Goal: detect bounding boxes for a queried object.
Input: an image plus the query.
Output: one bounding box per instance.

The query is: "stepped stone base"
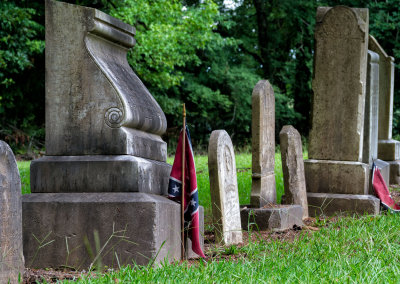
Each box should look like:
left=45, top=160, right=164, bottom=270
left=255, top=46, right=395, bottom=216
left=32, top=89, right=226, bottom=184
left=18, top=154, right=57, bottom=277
left=378, top=139, right=400, bottom=161
left=307, top=192, right=380, bottom=217
left=23, top=193, right=203, bottom=269
left=372, top=159, right=390, bottom=193
left=387, top=160, right=400, bottom=185
left=30, top=155, right=171, bottom=194
left=305, top=160, right=369, bottom=195
left=240, top=205, right=303, bottom=231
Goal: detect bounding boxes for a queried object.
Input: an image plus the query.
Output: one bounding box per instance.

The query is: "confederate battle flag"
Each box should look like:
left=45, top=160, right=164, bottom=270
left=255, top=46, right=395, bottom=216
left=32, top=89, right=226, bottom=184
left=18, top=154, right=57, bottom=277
left=372, top=162, right=400, bottom=212
left=168, top=126, right=206, bottom=258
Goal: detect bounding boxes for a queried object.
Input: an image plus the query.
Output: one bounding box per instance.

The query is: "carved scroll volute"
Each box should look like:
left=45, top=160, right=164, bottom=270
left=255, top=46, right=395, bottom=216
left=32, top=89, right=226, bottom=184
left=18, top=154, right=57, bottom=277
left=45, top=0, right=167, bottom=160
left=85, top=10, right=167, bottom=135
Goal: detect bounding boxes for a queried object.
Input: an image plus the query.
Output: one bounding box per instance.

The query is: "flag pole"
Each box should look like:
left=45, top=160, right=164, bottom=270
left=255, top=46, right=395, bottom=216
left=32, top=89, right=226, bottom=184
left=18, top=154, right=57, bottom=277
left=181, top=103, right=186, bottom=260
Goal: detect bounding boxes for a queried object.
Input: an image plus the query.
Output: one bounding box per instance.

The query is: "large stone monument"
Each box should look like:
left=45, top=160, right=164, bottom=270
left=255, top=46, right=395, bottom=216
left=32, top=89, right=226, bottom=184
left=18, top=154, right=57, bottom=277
left=250, top=80, right=276, bottom=207
left=23, top=0, right=184, bottom=269
left=208, top=130, right=242, bottom=245
left=369, top=35, right=400, bottom=184
left=305, top=6, right=380, bottom=216
left=279, top=126, right=309, bottom=219
left=0, top=141, right=24, bottom=283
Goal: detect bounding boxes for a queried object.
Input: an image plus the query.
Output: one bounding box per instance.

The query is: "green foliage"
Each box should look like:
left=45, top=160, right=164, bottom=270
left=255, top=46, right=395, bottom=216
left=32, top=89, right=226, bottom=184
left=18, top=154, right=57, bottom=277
left=0, top=1, right=44, bottom=87
left=3, top=0, right=400, bottom=153
left=0, top=0, right=45, bottom=151
left=111, top=0, right=220, bottom=91
left=368, top=0, right=400, bottom=136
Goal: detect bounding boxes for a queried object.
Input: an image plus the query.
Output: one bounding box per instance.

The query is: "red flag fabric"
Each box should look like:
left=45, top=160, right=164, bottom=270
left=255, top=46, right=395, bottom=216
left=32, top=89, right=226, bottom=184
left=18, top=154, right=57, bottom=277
left=372, top=162, right=400, bottom=211
left=168, top=126, right=205, bottom=258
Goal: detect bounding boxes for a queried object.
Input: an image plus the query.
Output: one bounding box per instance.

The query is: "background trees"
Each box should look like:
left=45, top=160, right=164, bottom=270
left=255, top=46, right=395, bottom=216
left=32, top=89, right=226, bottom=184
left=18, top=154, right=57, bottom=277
left=1, top=0, right=399, bottom=153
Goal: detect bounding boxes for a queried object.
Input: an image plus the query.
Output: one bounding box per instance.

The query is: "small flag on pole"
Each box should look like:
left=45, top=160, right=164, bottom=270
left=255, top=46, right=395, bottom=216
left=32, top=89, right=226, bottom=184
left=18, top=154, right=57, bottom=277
left=168, top=126, right=206, bottom=258
left=372, top=162, right=400, bottom=212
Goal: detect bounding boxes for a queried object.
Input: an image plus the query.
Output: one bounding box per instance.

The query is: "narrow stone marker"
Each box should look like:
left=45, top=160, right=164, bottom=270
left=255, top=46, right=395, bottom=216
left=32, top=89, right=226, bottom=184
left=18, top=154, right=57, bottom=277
left=279, top=126, right=309, bottom=219
left=251, top=80, right=276, bottom=207
left=0, top=141, right=24, bottom=283
left=208, top=130, right=242, bottom=245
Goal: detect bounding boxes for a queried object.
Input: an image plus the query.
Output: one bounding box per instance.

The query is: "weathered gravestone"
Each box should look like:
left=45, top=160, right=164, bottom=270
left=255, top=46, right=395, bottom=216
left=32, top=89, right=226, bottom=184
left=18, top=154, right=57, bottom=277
left=369, top=35, right=400, bottom=184
left=208, top=130, right=242, bottom=245
left=251, top=80, right=276, bottom=207
left=241, top=81, right=303, bottom=231
left=305, top=6, right=380, bottom=216
left=363, top=49, right=390, bottom=187
left=22, top=0, right=198, bottom=269
left=279, top=126, right=309, bottom=219
left=0, top=141, right=24, bottom=283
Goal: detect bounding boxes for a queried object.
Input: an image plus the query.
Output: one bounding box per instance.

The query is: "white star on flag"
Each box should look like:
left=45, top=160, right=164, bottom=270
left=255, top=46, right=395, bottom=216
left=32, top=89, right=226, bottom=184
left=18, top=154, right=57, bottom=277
left=172, top=185, right=179, bottom=193
left=190, top=199, right=196, bottom=206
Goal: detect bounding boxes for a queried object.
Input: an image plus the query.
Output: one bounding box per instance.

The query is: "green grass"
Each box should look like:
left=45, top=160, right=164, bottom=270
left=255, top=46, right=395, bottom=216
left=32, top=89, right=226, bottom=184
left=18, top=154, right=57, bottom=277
left=69, top=213, right=400, bottom=283
left=167, top=152, right=287, bottom=219
left=17, top=161, right=31, bottom=195
left=22, top=151, right=400, bottom=283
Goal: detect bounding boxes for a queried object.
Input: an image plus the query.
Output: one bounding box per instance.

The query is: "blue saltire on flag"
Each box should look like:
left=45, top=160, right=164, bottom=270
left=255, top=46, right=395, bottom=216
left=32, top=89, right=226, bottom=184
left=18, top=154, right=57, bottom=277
left=168, top=126, right=205, bottom=258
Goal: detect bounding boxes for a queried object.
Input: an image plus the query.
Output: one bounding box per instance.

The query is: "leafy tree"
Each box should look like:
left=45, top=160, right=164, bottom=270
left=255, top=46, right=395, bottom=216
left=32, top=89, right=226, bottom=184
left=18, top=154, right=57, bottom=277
left=0, top=0, right=45, bottom=152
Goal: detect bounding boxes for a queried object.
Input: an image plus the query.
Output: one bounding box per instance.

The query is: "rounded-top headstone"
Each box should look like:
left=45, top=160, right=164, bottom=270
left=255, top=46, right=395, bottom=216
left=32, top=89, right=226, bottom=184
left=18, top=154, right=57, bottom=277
left=279, top=126, right=309, bottom=219
left=0, top=141, right=24, bottom=283
left=208, top=130, right=242, bottom=245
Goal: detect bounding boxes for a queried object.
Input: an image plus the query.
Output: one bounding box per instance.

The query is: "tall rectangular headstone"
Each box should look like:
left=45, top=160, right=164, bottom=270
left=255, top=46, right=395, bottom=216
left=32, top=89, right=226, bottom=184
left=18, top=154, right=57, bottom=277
left=22, top=0, right=187, bottom=269
left=369, top=35, right=400, bottom=184
left=251, top=80, right=276, bottom=207
left=279, top=126, right=308, bottom=219
left=363, top=49, right=390, bottom=190
left=309, top=6, right=368, bottom=161
left=362, top=50, right=380, bottom=165
left=305, top=6, right=380, bottom=216
left=208, top=130, right=242, bottom=245
left=0, top=141, right=24, bottom=283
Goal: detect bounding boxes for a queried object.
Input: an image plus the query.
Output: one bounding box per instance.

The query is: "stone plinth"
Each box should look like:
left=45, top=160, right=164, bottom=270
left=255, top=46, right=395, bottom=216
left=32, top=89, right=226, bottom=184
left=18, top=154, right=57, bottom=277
left=208, top=130, right=242, bottom=245
left=251, top=80, right=276, bottom=207
left=0, top=141, right=24, bottom=283
left=309, top=6, right=369, bottom=162
left=241, top=205, right=303, bottom=231
left=373, top=159, right=390, bottom=191
left=307, top=193, right=380, bottom=217
left=387, top=161, right=400, bottom=185
left=305, top=160, right=369, bottom=195
left=378, top=139, right=400, bottom=161
left=23, top=193, right=203, bottom=268
left=279, top=126, right=308, bottom=219
left=31, top=156, right=171, bottom=194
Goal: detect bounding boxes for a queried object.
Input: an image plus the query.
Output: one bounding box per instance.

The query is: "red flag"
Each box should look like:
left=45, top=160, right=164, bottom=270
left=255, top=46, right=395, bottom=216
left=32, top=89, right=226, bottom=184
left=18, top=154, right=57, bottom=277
left=168, top=126, right=205, bottom=258
left=372, top=162, right=400, bottom=211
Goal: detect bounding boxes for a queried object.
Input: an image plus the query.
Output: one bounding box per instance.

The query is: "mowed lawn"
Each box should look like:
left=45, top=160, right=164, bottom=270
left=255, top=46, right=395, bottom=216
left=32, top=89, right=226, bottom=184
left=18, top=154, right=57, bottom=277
left=17, top=152, right=400, bottom=283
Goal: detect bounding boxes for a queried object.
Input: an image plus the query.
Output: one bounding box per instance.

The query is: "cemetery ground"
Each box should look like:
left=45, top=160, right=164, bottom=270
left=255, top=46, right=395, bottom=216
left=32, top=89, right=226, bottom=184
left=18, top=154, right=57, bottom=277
left=17, top=152, right=400, bottom=283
